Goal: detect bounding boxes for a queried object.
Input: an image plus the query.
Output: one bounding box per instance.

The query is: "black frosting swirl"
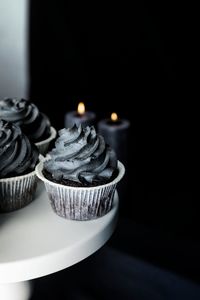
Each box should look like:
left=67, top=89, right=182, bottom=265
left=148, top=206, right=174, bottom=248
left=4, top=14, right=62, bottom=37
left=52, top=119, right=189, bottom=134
left=44, top=125, right=118, bottom=185
left=0, top=120, right=39, bottom=178
left=0, top=98, right=51, bottom=143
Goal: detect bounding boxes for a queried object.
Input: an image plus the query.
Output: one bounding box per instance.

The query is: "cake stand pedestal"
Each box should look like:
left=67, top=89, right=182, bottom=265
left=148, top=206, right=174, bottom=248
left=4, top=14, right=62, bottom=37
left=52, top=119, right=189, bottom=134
left=0, top=183, right=118, bottom=300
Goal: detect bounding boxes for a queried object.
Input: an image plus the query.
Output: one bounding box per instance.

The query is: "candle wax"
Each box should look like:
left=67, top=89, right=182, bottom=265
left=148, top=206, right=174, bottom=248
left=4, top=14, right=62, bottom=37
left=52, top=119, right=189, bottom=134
left=97, top=118, right=130, bottom=165
left=65, top=111, right=96, bottom=128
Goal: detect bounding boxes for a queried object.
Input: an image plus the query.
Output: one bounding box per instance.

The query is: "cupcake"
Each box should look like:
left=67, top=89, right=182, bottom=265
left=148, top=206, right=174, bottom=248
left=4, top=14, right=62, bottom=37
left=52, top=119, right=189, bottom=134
left=0, top=120, right=39, bottom=212
left=0, top=98, right=56, bottom=155
left=36, top=125, right=125, bottom=220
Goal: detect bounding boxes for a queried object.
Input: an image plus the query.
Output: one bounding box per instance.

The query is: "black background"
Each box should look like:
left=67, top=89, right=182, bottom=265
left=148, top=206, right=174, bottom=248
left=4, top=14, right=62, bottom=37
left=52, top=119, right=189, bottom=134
left=29, top=0, right=196, bottom=286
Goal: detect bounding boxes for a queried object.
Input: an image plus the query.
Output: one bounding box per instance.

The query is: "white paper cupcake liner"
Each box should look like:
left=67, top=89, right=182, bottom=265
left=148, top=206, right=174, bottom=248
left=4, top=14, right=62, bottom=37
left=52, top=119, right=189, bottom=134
left=35, top=126, right=57, bottom=155
left=36, top=161, right=125, bottom=220
left=0, top=170, right=38, bottom=213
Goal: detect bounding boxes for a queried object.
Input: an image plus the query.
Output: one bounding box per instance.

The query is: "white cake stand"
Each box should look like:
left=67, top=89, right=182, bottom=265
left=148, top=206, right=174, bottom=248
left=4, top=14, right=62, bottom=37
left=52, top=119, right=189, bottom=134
left=0, top=182, right=118, bottom=300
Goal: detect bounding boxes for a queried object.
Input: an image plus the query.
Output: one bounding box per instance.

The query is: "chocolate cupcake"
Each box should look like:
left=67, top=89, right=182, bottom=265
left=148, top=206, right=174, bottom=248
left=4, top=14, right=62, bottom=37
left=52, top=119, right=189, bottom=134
left=36, top=125, right=125, bottom=220
left=0, top=120, right=39, bottom=212
left=0, top=98, right=56, bottom=155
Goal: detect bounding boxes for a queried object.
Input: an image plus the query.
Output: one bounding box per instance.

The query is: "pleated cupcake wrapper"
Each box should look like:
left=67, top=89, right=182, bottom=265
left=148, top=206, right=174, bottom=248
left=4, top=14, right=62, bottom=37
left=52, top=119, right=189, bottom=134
left=36, top=160, right=125, bottom=221
left=44, top=181, right=117, bottom=220
left=0, top=171, right=37, bottom=213
left=35, top=126, right=57, bottom=155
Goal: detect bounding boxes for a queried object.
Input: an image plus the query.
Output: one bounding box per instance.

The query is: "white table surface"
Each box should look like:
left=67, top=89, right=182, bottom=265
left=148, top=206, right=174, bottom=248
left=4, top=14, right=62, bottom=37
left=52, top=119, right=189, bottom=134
left=0, top=182, right=118, bottom=283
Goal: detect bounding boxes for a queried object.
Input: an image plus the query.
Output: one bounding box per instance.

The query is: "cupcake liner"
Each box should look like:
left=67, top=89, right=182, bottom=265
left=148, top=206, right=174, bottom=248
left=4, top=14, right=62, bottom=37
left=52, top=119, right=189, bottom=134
left=35, top=126, right=57, bottom=155
left=36, top=160, right=125, bottom=221
left=0, top=170, right=38, bottom=213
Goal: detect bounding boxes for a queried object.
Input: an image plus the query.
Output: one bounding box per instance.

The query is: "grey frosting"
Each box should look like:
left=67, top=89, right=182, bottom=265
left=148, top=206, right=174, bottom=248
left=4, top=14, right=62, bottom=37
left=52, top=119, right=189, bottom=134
left=0, top=120, right=39, bottom=178
left=0, top=98, right=51, bottom=142
left=44, top=125, right=117, bottom=184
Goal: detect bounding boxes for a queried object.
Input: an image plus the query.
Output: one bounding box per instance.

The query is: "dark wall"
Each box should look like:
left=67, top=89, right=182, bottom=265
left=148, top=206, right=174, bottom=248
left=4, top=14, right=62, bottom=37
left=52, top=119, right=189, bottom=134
left=29, top=1, right=193, bottom=236
left=29, top=1, right=177, bottom=121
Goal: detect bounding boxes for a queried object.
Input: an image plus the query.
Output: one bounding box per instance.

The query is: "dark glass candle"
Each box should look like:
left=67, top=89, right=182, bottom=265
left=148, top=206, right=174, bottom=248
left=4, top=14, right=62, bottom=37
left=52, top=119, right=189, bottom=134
left=98, top=113, right=130, bottom=211
left=97, top=113, right=130, bottom=165
left=65, top=102, right=96, bottom=128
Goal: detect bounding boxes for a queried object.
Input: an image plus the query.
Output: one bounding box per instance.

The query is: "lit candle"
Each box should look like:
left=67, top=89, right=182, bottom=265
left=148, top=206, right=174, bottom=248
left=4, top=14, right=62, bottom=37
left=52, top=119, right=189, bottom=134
left=64, top=102, right=96, bottom=128
left=98, top=113, right=130, bottom=208
left=97, top=112, right=130, bottom=165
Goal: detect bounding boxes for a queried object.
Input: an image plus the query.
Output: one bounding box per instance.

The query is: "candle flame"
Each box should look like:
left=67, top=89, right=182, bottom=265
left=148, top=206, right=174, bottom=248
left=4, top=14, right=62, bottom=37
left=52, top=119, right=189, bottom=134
left=111, top=112, right=118, bottom=122
left=77, top=102, right=85, bottom=115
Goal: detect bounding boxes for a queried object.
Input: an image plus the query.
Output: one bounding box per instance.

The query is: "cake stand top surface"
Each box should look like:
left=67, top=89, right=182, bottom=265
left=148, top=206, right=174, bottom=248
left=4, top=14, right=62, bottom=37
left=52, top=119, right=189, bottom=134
left=0, top=182, right=118, bottom=283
